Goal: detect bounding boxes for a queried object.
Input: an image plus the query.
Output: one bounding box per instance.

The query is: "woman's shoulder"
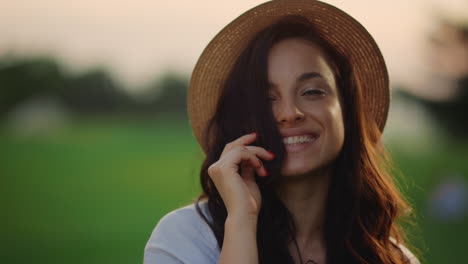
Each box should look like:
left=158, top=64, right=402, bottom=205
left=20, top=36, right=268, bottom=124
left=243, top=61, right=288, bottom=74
left=390, top=237, right=421, bottom=264
left=154, top=199, right=214, bottom=230
left=144, top=199, right=219, bottom=264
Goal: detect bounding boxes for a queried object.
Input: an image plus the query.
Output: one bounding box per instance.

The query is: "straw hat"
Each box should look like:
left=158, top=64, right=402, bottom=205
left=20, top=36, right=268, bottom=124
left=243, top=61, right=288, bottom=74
left=188, top=0, right=389, bottom=154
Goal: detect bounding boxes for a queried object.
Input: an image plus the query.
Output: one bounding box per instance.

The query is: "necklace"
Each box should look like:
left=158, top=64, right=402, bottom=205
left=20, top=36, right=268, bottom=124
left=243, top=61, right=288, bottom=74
left=291, top=234, right=318, bottom=264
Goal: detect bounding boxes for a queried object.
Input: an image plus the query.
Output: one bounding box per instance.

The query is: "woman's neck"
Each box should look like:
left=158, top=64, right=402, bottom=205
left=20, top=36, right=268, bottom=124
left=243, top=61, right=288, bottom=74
left=274, top=166, right=332, bottom=258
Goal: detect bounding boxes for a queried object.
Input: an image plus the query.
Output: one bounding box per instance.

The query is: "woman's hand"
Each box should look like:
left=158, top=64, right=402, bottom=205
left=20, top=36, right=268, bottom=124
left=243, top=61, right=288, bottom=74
left=207, top=132, right=275, bottom=220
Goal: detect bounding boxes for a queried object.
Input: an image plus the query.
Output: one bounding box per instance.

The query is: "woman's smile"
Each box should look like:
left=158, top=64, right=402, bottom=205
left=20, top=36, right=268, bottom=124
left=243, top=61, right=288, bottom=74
left=282, top=134, right=320, bottom=153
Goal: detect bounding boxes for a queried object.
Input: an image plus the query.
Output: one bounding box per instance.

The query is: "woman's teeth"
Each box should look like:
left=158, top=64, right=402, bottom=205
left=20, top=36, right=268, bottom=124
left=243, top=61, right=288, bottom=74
left=283, top=135, right=315, bottom=145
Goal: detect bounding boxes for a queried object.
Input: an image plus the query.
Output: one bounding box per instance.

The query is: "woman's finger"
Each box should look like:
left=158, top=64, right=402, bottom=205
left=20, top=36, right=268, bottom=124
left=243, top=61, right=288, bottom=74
left=222, top=134, right=275, bottom=163
left=244, top=145, right=275, bottom=161
left=222, top=132, right=257, bottom=156
left=231, top=146, right=268, bottom=177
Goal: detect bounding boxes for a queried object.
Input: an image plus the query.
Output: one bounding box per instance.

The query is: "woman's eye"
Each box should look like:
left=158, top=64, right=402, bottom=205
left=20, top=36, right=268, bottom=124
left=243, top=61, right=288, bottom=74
left=303, top=89, right=324, bottom=96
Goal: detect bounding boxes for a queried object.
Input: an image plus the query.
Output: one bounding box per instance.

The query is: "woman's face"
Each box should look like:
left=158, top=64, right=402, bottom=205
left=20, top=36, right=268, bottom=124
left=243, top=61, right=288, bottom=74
left=267, top=37, right=345, bottom=177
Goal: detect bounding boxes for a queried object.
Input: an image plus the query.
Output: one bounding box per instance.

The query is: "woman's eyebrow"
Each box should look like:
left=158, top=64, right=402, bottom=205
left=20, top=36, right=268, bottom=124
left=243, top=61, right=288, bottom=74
left=296, top=71, right=323, bottom=83
left=268, top=71, right=324, bottom=88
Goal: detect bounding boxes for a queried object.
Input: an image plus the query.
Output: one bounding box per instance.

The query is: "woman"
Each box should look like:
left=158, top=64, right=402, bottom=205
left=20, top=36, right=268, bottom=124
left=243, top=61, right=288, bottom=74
left=145, top=1, right=420, bottom=263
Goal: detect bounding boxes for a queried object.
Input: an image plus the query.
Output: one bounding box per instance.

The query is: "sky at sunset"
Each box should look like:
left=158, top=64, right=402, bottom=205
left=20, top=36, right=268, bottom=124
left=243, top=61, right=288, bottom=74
left=1, top=0, right=467, bottom=92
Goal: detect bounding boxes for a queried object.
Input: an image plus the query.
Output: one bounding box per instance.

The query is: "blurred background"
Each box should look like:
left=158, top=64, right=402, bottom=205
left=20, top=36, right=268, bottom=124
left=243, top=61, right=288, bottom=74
left=1, top=0, right=467, bottom=263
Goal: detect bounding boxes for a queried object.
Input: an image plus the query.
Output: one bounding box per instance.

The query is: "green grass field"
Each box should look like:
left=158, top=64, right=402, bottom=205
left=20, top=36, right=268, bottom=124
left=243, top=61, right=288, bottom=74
left=1, top=116, right=467, bottom=264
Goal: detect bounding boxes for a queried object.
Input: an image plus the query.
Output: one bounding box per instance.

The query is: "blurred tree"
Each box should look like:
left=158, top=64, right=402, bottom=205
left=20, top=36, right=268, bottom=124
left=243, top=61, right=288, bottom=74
left=57, top=68, right=130, bottom=113
left=136, top=71, right=189, bottom=118
left=0, top=56, right=65, bottom=117
left=0, top=55, right=190, bottom=118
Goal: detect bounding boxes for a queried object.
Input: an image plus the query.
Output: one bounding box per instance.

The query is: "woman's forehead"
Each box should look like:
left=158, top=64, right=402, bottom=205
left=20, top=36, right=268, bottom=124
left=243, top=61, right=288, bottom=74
left=267, top=38, right=336, bottom=87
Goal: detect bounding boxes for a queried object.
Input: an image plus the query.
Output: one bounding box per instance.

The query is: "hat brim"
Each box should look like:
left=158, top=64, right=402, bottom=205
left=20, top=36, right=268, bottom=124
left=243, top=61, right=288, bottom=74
left=188, top=0, right=389, bottom=154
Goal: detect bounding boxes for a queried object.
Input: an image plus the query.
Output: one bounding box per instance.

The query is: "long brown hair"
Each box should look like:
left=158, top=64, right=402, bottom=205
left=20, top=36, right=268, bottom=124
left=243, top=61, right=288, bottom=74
left=194, top=15, right=415, bottom=264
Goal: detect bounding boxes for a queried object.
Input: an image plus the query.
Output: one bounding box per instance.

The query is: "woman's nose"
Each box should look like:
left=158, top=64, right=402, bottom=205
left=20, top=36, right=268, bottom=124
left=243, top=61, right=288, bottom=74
left=275, top=100, right=305, bottom=126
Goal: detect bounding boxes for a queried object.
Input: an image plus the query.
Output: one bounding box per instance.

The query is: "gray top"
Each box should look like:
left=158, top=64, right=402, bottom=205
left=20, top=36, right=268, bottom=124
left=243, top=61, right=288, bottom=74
left=144, top=200, right=420, bottom=264
left=144, top=200, right=220, bottom=264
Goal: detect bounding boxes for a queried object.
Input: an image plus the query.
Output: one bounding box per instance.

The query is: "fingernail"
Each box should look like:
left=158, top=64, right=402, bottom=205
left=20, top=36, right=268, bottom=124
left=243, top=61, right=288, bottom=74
left=250, top=132, right=257, bottom=136
left=267, top=151, right=275, bottom=158
left=263, top=167, right=269, bottom=176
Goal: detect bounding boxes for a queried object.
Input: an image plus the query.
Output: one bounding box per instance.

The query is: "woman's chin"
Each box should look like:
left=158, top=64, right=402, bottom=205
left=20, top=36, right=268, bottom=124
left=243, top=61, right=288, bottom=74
left=279, top=160, right=334, bottom=179
left=280, top=166, right=317, bottom=179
